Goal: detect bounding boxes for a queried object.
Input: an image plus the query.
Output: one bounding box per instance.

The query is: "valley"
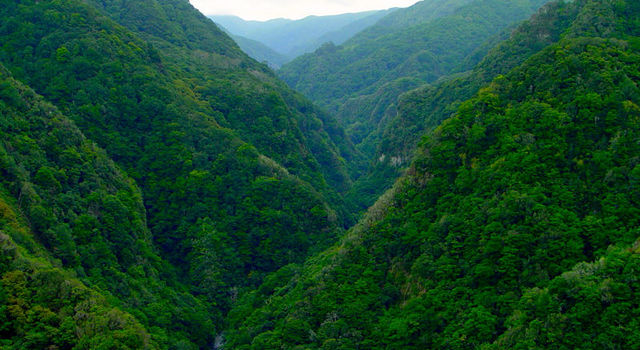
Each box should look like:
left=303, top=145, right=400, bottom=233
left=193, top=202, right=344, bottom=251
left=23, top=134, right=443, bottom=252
left=0, top=0, right=639, bottom=349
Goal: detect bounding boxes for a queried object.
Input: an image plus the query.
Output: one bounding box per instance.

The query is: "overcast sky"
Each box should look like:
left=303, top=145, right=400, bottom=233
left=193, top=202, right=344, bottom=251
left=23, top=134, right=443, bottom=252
left=191, top=0, right=420, bottom=21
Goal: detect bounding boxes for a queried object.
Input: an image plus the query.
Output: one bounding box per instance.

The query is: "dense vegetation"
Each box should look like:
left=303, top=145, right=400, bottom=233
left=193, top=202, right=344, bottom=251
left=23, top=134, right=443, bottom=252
left=0, top=201, right=156, bottom=350
left=379, top=0, right=581, bottom=164
left=0, top=64, right=177, bottom=348
left=279, top=0, right=549, bottom=213
left=226, top=0, right=640, bottom=348
left=1, top=0, right=640, bottom=348
left=225, top=34, right=288, bottom=69
left=279, top=0, right=546, bottom=136
left=0, top=0, right=361, bottom=347
left=491, top=241, right=640, bottom=349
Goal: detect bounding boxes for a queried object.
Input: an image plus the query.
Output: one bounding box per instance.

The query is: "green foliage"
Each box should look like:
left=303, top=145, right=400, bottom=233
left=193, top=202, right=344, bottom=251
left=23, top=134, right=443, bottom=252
left=0, top=0, right=366, bottom=345
left=279, top=0, right=547, bottom=141
left=379, top=0, right=580, bottom=165
left=281, top=0, right=549, bottom=213
left=351, top=0, right=601, bottom=215
left=76, top=0, right=361, bottom=198
left=211, top=10, right=396, bottom=63
left=226, top=2, right=640, bottom=347
left=492, top=243, right=640, bottom=349
left=0, top=0, right=364, bottom=340
left=0, top=186, right=156, bottom=349
left=85, top=0, right=241, bottom=55
left=0, top=65, right=213, bottom=347
left=2, top=0, right=640, bottom=348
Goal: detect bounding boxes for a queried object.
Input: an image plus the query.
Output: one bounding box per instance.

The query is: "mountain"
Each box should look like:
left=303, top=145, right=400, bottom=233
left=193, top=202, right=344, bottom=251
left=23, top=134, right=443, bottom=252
left=280, top=0, right=548, bottom=143
left=225, top=0, right=640, bottom=348
left=279, top=0, right=549, bottom=213
left=210, top=9, right=396, bottom=63
left=81, top=0, right=361, bottom=194
left=0, top=0, right=364, bottom=347
left=207, top=19, right=288, bottom=68
left=0, top=63, right=195, bottom=349
left=292, top=10, right=399, bottom=59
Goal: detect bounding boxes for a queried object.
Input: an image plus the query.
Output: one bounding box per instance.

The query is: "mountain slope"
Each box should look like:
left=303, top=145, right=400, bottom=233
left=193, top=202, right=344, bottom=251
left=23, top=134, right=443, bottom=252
left=492, top=241, right=640, bottom=349
left=86, top=0, right=365, bottom=208
left=379, top=0, right=580, bottom=165
left=0, top=199, right=155, bottom=349
left=278, top=0, right=548, bottom=214
left=0, top=64, right=208, bottom=348
left=0, top=0, right=364, bottom=347
left=226, top=1, right=640, bottom=348
left=228, top=34, right=288, bottom=68
left=280, top=0, right=548, bottom=213
left=307, top=10, right=397, bottom=54
left=63, top=0, right=359, bottom=197
left=86, top=0, right=240, bottom=55
left=347, top=0, right=579, bottom=212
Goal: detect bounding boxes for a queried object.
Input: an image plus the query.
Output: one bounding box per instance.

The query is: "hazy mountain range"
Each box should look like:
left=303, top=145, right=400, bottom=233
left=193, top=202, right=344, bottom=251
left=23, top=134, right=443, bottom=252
left=2, top=0, right=639, bottom=348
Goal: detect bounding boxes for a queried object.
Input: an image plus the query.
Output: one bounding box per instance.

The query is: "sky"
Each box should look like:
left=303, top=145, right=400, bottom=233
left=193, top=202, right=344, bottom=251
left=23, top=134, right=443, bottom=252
left=190, top=0, right=420, bottom=21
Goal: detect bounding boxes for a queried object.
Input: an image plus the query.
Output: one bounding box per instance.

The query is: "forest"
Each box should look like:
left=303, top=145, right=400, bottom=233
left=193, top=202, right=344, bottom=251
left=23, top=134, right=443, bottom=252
left=279, top=0, right=551, bottom=213
left=0, top=0, right=639, bottom=349
left=210, top=10, right=395, bottom=67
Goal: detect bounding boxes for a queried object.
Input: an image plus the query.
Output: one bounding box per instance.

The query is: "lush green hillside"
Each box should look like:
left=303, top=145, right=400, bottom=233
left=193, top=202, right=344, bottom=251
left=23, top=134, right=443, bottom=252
left=366, top=0, right=472, bottom=29
left=348, top=0, right=579, bottom=212
left=491, top=241, right=640, bottom=349
left=307, top=10, right=397, bottom=56
left=79, top=0, right=361, bottom=196
left=86, top=0, right=241, bottom=55
left=279, top=0, right=548, bottom=214
left=226, top=0, right=640, bottom=348
left=228, top=34, right=288, bottom=68
left=0, top=0, right=363, bottom=347
left=379, top=0, right=581, bottom=163
left=279, top=0, right=546, bottom=140
left=0, top=196, right=156, bottom=350
left=2, top=0, right=639, bottom=348
left=210, top=9, right=396, bottom=62
left=0, top=64, right=206, bottom=348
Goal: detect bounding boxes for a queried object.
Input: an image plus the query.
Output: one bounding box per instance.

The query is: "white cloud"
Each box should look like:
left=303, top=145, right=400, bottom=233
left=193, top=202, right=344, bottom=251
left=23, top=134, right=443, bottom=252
left=191, top=0, right=420, bottom=20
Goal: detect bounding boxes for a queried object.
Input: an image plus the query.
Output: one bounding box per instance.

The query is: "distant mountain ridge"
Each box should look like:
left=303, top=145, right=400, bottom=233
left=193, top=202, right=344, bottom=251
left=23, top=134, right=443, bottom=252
left=210, top=9, right=396, bottom=65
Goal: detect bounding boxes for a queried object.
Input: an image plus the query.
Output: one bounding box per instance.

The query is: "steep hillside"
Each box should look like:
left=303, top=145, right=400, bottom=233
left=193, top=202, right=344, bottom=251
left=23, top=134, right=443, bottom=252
left=210, top=9, right=395, bottom=61
left=491, top=241, right=640, bottom=349
left=86, top=0, right=240, bottom=55
left=228, top=34, right=288, bottom=68
left=0, top=0, right=363, bottom=346
left=0, top=64, right=209, bottom=348
left=348, top=0, right=579, bottom=212
left=307, top=10, right=397, bottom=55
left=280, top=0, right=548, bottom=213
left=0, top=195, right=156, bottom=349
left=226, top=0, right=640, bottom=348
left=367, top=0, right=472, bottom=29
left=279, top=0, right=547, bottom=150
left=80, top=0, right=361, bottom=196
left=379, top=0, right=581, bottom=163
